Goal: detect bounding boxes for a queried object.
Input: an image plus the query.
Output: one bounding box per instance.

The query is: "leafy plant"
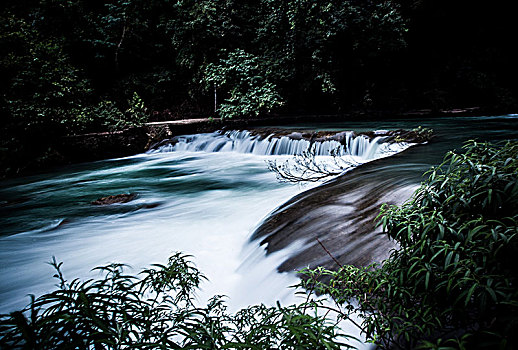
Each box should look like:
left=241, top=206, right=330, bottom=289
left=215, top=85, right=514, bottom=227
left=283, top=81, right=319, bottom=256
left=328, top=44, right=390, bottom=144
left=111, top=91, right=149, bottom=130
left=301, top=140, right=518, bottom=349
left=203, top=49, right=283, bottom=119
left=0, top=253, right=352, bottom=349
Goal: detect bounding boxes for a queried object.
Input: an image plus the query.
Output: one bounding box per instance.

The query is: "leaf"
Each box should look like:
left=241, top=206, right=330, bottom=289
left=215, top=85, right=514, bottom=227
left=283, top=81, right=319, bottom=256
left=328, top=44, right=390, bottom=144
left=465, top=284, right=477, bottom=306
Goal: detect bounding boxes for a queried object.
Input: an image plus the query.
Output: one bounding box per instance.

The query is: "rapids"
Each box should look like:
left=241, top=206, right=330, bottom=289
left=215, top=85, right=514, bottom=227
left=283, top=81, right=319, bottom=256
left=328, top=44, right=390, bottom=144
left=0, top=128, right=408, bottom=315
left=0, top=114, right=516, bottom=347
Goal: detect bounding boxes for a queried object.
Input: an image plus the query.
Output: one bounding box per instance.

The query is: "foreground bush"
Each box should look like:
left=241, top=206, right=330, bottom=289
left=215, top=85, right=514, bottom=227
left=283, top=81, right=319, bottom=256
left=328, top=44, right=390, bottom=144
left=0, top=253, right=351, bottom=349
left=302, top=140, right=518, bottom=349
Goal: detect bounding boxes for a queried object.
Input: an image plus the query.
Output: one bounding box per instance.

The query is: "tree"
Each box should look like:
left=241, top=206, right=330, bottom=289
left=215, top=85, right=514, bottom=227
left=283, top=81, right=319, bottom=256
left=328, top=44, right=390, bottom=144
left=203, top=49, right=283, bottom=118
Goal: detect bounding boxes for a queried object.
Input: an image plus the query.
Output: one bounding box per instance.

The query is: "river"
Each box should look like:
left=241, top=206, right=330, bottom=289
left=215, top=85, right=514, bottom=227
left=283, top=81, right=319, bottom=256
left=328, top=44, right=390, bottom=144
left=0, top=114, right=516, bottom=345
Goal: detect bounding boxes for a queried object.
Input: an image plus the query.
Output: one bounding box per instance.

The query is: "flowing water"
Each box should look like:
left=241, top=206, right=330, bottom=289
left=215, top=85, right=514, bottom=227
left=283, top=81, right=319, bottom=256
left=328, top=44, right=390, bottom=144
left=0, top=114, right=516, bottom=346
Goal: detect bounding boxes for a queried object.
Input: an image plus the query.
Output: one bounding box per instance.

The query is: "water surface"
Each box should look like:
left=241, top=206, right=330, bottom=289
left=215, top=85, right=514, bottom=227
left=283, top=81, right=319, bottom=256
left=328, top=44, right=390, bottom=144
left=0, top=114, right=516, bottom=318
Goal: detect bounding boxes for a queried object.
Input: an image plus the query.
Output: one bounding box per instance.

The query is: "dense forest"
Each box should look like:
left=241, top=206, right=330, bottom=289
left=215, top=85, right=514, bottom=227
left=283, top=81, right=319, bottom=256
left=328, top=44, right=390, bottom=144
left=1, top=0, right=517, bottom=174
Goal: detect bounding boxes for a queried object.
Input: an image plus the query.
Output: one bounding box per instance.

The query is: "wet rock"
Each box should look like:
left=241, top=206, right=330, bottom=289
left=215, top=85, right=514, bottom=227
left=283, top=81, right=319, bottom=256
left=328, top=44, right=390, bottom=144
left=286, top=132, right=303, bottom=140
left=251, top=147, right=428, bottom=272
left=139, top=202, right=161, bottom=209
left=360, top=128, right=433, bottom=144
left=248, top=127, right=430, bottom=148
left=249, top=128, right=359, bottom=145
left=91, top=193, right=136, bottom=205
left=390, top=128, right=434, bottom=143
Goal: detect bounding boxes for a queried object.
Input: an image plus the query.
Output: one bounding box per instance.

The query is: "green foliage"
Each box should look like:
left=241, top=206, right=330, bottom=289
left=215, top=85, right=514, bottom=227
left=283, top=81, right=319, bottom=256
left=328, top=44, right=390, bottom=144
left=124, top=92, right=148, bottom=126
left=2, top=0, right=516, bottom=140
left=0, top=13, right=91, bottom=132
left=0, top=9, right=149, bottom=135
left=73, top=100, right=123, bottom=133
left=0, top=0, right=410, bottom=152
left=102, top=92, right=148, bottom=131
left=251, top=0, right=408, bottom=108
left=0, top=253, right=352, bottom=349
left=164, top=0, right=408, bottom=112
left=204, top=49, right=283, bottom=119
left=301, top=141, right=518, bottom=349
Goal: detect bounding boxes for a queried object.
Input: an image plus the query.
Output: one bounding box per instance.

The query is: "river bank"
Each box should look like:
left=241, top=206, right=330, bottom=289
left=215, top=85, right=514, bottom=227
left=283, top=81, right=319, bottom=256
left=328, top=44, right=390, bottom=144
left=1, top=107, right=491, bottom=179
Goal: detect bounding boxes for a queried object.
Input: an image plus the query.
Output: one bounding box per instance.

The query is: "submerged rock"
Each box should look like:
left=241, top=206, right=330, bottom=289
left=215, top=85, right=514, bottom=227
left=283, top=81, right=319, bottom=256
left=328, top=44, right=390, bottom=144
left=91, top=193, right=136, bottom=205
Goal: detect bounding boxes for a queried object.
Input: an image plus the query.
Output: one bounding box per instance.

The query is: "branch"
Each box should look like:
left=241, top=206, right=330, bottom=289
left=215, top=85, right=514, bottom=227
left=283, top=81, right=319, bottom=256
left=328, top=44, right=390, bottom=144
left=267, top=145, right=359, bottom=183
left=316, top=237, right=343, bottom=268
left=115, top=17, right=128, bottom=71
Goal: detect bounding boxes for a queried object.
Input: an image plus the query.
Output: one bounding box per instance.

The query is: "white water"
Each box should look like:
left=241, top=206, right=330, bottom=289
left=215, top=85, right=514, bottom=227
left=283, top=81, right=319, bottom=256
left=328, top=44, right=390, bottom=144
left=0, top=152, right=306, bottom=311
left=0, top=130, right=411, bottom=349
left=150, top=129, right=409, bottom=159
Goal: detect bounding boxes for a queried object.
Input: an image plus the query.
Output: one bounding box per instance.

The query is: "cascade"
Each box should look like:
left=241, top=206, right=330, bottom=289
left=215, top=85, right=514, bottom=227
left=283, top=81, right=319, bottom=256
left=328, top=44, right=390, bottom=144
left=148, top=130, right=408, bottom=160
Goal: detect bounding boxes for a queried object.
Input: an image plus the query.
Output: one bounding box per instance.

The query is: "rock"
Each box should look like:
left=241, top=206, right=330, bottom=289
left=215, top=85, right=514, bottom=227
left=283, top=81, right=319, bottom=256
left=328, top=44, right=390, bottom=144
left=140, top=202, right=161, bottom=209
left=91, top=193, right=136, bottom=205
left=390, top=127, right=434, bottom=143
left=251, top=147, right=427, bottom=273
left=286, top=132, right=303, bottom=140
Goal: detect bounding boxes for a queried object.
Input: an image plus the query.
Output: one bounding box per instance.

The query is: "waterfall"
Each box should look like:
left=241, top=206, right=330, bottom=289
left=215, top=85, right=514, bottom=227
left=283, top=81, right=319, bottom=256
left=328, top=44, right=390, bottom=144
left=149, top=130, right=408, bottom=160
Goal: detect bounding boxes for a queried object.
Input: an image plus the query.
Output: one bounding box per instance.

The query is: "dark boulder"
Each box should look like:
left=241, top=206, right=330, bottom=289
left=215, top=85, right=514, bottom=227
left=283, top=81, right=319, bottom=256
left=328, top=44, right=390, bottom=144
left=91, top=193, right=136, bottom=205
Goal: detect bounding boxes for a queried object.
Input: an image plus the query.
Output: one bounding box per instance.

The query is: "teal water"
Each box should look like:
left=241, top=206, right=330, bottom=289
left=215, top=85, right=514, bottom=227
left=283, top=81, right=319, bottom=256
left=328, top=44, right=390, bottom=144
left=0, top=114, right=516, bottom=320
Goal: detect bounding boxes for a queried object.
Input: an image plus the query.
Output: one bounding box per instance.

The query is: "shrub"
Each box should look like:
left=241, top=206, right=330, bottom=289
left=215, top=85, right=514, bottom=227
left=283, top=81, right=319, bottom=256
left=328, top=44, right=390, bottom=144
left=301, top=141, right=518, bottom=349
left=0, top=253, right=351, bottom=349
left=72, top=93, right=148, bottom=133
